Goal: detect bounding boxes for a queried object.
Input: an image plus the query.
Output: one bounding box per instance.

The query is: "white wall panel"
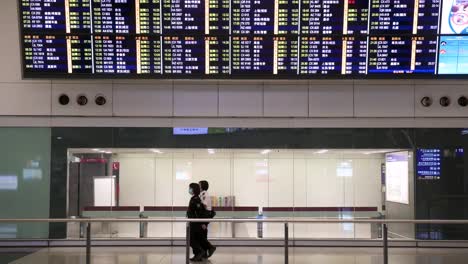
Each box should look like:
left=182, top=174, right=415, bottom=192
left=155, top=158, right=173, bottom=206
left=113, top=84, right=173, bottom=116
left=0, top=83, right=51, bottom=115
left=293, top=158, right=307, bottom=207
left=309, top=84, right=354, bottom=117
left=118, top=157, right=155, bottom=206
left=307, top=159, right=344, bottom=206
left=354, top=85, right=414, bottom=117
left=233, top=158, right=268, bottom=207
left=0, top=0, right=21, bottom=82
left=415, top=85, right=468, bottom=117
left=263, top=84, right=308, bottom=117
left=51, top=83, right=113, bottom=116
left=173, top=84, right=218, bottom=116
left=268, top=159, right=294, bottom=207
left=353, top=158, right=382, bottom=209
left=219, top=84, right=263, bottom=117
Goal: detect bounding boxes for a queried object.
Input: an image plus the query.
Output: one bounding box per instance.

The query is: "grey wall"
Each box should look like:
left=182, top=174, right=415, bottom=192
left=1, top=0, right=468, bottom=127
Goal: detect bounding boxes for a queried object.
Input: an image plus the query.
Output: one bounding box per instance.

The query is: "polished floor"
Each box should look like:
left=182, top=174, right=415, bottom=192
left=9, top=246, right=468, bottom=264
left=0, top=248, right=39, bottom=264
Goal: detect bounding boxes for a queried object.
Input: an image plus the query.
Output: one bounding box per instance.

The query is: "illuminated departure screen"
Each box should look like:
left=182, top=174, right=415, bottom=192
left=19, top=0, right=468, bottom=78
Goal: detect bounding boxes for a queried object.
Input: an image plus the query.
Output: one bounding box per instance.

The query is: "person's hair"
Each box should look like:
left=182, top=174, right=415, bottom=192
left=189, top=183, right=201, bottom=196
left=199, top=180, right=209, bottom=191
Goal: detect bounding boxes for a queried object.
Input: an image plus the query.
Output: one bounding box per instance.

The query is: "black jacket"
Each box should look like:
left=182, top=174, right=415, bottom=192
left=187, top=196, right=207, bottom=226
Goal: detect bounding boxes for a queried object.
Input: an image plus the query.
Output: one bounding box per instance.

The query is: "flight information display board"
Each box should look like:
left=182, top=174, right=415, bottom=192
left=416, top=148, right=465, bottom=180
left=18, top=0, right=468, bottom=78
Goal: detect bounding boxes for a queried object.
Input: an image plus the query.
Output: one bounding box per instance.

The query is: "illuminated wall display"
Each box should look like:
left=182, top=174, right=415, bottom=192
left=19, top=0, right=468, bottom=78
left=417, top=149, right=442, bottom=180
left=385, top=151, right=409, bottom=205
left=416, top=148, right=465, bottom=180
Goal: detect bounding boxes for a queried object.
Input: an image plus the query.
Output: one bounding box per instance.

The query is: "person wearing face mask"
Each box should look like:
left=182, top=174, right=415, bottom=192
left=186, top=183, right=206, bottom=261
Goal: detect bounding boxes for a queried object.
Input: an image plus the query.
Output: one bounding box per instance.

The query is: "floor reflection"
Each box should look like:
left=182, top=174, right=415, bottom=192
left=9, top=246, right=468, bottom=264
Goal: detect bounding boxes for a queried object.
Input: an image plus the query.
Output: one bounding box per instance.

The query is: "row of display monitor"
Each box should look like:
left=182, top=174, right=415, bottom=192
left=20, top=0, right=468, bottom=78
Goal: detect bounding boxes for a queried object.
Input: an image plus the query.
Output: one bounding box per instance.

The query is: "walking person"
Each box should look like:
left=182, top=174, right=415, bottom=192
left=199, top=180, right=217, bottom=258
left=187, top=183, right=206, bottom=261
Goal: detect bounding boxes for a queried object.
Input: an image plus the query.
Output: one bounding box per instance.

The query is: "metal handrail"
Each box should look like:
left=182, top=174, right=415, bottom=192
left=0, top=218, right=468, bottom=224
left=1, top=218, right=467, bottom=264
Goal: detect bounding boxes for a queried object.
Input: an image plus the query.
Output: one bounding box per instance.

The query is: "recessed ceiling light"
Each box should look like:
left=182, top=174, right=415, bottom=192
left=363, top=150, right=389, bottom=155
left=261, top=149, right=272, bottom=155
left=314, top=149, right=328, bottom=154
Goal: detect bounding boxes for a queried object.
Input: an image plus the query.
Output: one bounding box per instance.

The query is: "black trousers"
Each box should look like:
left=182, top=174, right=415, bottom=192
left=190, top=224, right=204, bottom=256
left=201, top=224, right=213, bottom=251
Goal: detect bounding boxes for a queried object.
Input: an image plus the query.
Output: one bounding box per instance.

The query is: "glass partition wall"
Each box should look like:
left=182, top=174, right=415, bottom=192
left=67, top=148, right=412, bottom=240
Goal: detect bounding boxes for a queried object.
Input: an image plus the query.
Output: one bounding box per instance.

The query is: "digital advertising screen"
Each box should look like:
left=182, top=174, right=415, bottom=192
left=385, top=151, right=409, bottom=205
left=18, top=0, right=468, bottom=78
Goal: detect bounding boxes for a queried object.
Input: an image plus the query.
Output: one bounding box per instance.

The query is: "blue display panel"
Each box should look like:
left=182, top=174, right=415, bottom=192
left=21, top=0, right=67, bottom=32
left=92, top=0, right=135, bottom=34
left=277, top=0, right=300, bottom=34
left=162, top=36, right=205, bottom=74
left=367, top=36, right=437, bottom=74
left=273, top=36, right=299, bottom=75
left=342, top=36, right=368, bottom=74
left=23, top=35, right=68, bottom=72
left=135, top=36, right=163, bottom=74
left=18, top=0, right=468, bottom=78
left=300, top=0, right=345, bottom=35
left=231, top=36, right=274, bottom=74
left=417, top=149, right=442, bottom=180
left=231, top=0, right=274, bottom=35
left=369, top=0, right=414, bottom=34
left=207, top=0, right=230, bottom=35
left=93, top=35, right=137, bottom=74
left=136, top=0, right=161, bottom=34
left=416, top=0, right=441, bottom=34
left=162, top=0, right=205, bottom=34
left=417, top=148, right=465, bottom=180
left=204, top=36, right=230, bottom=75
left=299, top=36, right=344, bottom=74
left=66, top=35, right=94, bottom=73
left=345, top=0, right=369, bottom=35
left=438, top=36, right=468, bottom=74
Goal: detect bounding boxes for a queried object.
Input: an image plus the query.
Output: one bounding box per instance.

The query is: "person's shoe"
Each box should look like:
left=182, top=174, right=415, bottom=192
left=206, top=246, right=216, bottom=258
left=190, top=251, right=205, bottom=262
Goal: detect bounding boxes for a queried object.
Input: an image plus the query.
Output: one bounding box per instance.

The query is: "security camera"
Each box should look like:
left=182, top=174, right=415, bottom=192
left=420, top=96, right=432, bottom=107
left=58, top=94, right=70, bottom=106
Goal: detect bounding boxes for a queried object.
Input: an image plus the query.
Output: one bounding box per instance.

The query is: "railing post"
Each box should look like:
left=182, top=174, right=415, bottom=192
left=284, top=222, right=289, bottom=264
left=186, top=222, right=190, bottom=264
left=383, top=223, right=388, bottom=264
left=86, top=222, right=91, bottom=264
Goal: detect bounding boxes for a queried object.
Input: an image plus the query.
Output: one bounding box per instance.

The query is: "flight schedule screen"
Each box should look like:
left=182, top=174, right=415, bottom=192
left=19, top=0, right=468, bottom=78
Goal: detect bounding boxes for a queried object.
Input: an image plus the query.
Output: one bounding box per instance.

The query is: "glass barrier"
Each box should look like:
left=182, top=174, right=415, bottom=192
left=66, top=148, right=408, bottom=240
left=0, top=128, right=51, bottom=239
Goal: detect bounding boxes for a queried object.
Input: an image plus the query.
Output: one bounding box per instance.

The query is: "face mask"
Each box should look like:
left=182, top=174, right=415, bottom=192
left=189, top=188, right=194, bottom=195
